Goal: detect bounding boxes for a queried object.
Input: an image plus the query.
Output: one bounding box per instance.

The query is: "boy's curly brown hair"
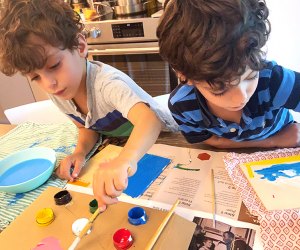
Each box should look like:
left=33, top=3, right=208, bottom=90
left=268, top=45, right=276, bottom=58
left=157, top=0, right=271, bottom=88
left=0, top=0, right=84, bottom=76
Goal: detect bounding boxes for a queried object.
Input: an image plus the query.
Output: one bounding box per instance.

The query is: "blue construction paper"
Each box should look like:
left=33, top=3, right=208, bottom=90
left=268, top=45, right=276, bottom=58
left=124, top=154, right=171, bottom=198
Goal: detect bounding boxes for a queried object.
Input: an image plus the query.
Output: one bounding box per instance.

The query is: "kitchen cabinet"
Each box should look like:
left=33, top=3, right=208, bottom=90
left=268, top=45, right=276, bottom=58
left=0, top=72, right=48, bottom=124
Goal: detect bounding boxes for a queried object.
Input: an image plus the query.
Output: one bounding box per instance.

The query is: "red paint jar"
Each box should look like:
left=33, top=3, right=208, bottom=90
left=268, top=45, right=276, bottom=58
left=113, top=228, right=133, bottom=249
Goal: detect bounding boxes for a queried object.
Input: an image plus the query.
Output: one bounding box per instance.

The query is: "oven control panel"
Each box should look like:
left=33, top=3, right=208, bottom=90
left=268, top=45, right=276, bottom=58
left=112, top=22, right=144, bottom=38
left=85, top=17, right=158, bottom=44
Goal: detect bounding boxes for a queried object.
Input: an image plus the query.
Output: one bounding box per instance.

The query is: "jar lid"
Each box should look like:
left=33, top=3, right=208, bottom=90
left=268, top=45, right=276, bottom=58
left=89, top=199, right=98, bottom=214
left=72, top=218, right=92, bottom=237
left=113, top=228, right=133, bottom=250
left=128, top=207, right=147, bottom=225
left=54, top=190, right=72, bottom=205
left=36, top=208, right=55, bottom=226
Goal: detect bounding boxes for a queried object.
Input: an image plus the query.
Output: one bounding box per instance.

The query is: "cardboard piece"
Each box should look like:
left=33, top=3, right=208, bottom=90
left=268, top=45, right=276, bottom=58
left=0, top=187, right=195, bottom=250
left=77, top=145, right=171, bottom=198
left=78, top=144, right=123, bottom=184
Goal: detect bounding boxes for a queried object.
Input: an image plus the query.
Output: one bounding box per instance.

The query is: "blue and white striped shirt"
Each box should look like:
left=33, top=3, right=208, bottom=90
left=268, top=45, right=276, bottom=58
left=168, top=61, right=300, bottom=143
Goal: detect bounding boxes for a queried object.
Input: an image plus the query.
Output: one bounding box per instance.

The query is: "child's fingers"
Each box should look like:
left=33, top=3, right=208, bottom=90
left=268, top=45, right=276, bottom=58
left=113, top=176, right=128, bottom=191
left=93, top=171, right=119, bottom=207
left=72, top=160, right=85, bottom=178
left=58, top=158, right=74, bottom=180
left=104, top=178, right=123, bottom=198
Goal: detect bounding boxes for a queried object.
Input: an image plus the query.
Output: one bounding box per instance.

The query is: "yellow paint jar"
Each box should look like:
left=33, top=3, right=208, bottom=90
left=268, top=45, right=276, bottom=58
left=36, top=208, right=55, bottom=226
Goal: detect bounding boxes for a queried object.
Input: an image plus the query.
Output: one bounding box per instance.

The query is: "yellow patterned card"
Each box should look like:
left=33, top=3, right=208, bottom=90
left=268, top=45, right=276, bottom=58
left=240, top=155, right=300, bottom=210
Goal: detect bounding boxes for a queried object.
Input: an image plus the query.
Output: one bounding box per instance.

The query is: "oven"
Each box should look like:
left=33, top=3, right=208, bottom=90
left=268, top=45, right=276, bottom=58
left=84, top=11, right=178, bottom=97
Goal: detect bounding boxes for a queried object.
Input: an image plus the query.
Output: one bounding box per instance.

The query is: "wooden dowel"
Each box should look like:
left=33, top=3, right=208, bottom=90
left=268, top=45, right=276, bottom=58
left=79, top=207, right=101, bottom=238
left=68, top=207, right=101, bottom=250
left=145, top=199, right=180, bottom=250
left=211, top=169, right=216, bottom=228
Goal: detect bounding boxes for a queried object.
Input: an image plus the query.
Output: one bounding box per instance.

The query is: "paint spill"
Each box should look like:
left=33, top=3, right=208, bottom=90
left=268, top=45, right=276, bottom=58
left=7, top=193, right=25, bottom=206
left=70, top=178, right=90, bottom=187
left=29, top=138, right=51, bottom=148
left=174, top=164, right=200, bottom=171
left=254, top=162, right=300, bottom=181
left=197, top=153, right=211, bottom=161
left=54, top=144, right=76, bottom=155
left=33, top=237, right=63, bottom=250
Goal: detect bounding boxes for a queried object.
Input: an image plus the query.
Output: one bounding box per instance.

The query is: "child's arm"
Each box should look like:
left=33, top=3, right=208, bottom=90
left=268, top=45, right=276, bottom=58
left=93, top=102, right=161, bottom=209
left=203, top=123, right=300, bottom=149
left=55, top=120, right=99, bottom=181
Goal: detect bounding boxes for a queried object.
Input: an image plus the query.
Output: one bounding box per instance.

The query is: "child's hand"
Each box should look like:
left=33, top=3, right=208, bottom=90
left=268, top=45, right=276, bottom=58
left=55, top=152, right=86, bottom=181
left=269, top=123, right=300, bottom=147
left=92, top=157, right=137, bottom=210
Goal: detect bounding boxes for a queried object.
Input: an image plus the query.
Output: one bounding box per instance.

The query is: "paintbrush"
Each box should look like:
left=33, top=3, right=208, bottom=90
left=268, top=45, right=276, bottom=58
left=145, top=199, right=180, bottom=250
left=211, top=169, right=216, bottom=228
left=68, top=207, right=101, bottom=250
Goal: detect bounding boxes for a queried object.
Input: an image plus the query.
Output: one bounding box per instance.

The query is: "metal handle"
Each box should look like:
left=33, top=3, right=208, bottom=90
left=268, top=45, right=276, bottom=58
left=88, top=47, right=159, bottom=55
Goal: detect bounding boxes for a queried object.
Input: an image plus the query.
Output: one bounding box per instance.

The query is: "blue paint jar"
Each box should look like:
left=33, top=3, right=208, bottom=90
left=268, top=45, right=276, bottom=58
left=128, top=206, right=147, bottom=225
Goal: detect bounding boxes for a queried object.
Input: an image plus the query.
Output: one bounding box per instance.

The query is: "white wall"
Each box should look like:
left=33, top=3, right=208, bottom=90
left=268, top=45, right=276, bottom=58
left=0, top=71, right=48, bottom=124
left=0, top=72, right=35, bottom=123
left=266, top=0, right=300, bottom=72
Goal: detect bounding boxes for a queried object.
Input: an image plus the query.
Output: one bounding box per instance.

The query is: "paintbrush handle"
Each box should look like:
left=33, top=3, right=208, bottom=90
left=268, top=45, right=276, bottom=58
left=211, top=169, right=216, bottom=228
left=79, top=221, right=92, bottom=238
left=78, top=208, right=101, bottom=238
left=68, top=207, right=102, bottom=250
left=145, top=199, right=179, bottom=250
left=68, top=237, right=80, bottom=250
left=89, top=207, right=101, bottom=223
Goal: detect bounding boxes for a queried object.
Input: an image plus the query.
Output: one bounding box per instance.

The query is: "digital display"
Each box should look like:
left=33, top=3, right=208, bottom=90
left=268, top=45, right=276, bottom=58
left=112, top=22, right=144, bottom=38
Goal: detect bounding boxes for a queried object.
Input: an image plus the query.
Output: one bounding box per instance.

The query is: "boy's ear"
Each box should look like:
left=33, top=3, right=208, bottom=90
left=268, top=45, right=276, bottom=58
left=176, top=71, right=192, bottom=85
left=77, top=33, right=88, bottom=58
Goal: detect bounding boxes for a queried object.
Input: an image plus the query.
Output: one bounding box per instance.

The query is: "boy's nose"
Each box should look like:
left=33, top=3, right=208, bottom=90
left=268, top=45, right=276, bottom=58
left=232, top=85, right=247, bottom=104
left=44, top=77, right=57, bottom=90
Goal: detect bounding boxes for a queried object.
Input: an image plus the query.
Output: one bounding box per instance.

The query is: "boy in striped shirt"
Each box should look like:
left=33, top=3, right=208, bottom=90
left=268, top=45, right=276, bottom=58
left=157, top=0, right=300, bottom=149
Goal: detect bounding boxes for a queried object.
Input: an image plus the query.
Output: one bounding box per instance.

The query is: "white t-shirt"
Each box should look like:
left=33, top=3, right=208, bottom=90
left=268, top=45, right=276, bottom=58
left=49, top=60, right=178, bottom=136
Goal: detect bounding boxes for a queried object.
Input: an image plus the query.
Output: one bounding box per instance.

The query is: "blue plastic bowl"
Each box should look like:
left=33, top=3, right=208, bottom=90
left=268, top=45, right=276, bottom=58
left=0, top=147, right=56, bottom=193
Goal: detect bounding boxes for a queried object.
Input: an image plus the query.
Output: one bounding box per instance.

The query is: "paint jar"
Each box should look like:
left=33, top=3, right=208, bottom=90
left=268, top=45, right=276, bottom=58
left=113, top=228, right=133, bottom=250
left=72, top=218, right=92, bottom=236
left=89, top=199, right=98, bottom=214
left=54, top=190, right=72, bottom=205
left=128, top=206, right=147, bottom=225
left=36, top=208, right=55, bottom=226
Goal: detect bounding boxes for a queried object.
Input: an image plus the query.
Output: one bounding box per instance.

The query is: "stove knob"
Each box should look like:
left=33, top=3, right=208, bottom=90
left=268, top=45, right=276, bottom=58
left=90, top=28, right=101, bottom=38
left=82, top=28, right=90, bottom=38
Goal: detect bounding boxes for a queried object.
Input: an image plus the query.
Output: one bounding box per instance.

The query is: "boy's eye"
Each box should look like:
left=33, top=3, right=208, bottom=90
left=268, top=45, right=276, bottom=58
left=211, top=91, right=225, bottom=97
left=49, top=61, right=60, bottom=69
left=246, top=71, right=259, bottom=80
left=210, top=87, right=229, bottom=97
left=30, top=75, right=40, bottom=82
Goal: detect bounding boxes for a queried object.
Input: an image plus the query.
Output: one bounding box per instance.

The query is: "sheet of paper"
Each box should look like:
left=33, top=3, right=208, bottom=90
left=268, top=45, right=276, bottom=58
left=240, top=155, right=300, bottom=210
left=144, top=144, right=243, bottom=221
left=75, top=146, right=171, bottom=198
left=125, top=154, right=171, bottom=197
left=224, top=149, right=300, bottom=249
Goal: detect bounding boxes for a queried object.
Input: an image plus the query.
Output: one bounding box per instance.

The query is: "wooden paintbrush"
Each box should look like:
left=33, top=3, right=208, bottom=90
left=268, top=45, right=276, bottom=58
left=211, top=168, right=216, bottom=228
left=68, top=207, right=101, bottom=250
left=145, top=199, right=180, bottom=250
